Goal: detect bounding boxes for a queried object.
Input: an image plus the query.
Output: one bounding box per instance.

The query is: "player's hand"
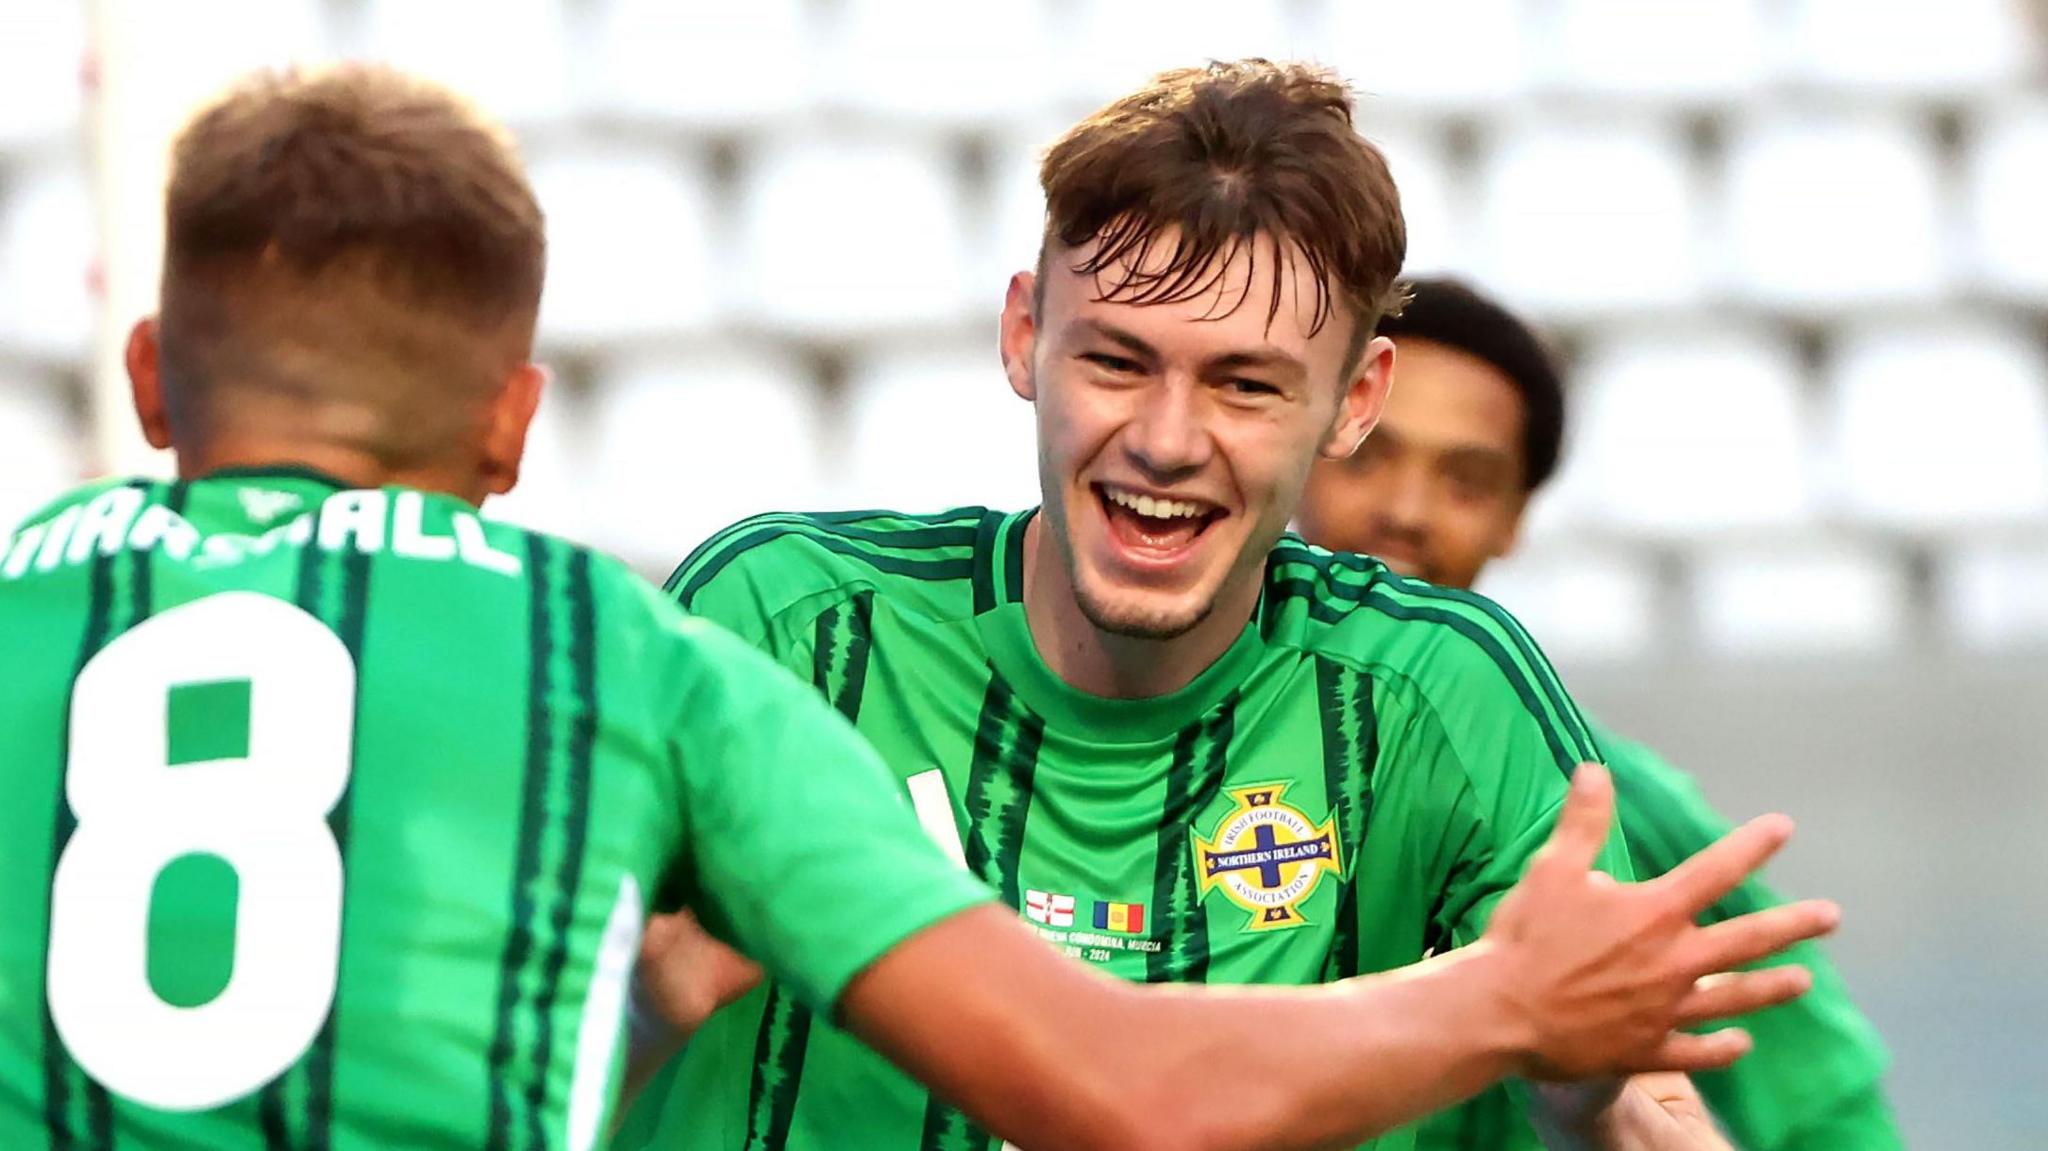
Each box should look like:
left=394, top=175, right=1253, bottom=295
left=1483, top=762, right=1841, bottom=1082
left=636, top=908, right=764, bottom=1040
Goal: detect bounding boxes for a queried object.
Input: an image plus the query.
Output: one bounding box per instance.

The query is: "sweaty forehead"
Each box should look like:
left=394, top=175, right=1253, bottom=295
left=1048, top=229, right=1333, bottom=355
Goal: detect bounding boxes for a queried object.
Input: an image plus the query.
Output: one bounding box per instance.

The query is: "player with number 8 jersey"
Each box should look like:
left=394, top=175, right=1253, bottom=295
left=0, top=469, right=993, bottom=1151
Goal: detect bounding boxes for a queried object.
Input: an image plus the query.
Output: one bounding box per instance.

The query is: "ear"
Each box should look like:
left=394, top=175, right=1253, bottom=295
left=125, top=317, right=173, bottom=451
left=1320, top=335, right=1395, bottom=460
left=479, top=362, right=547, bottom=498
left=999, top=271, right=1039, bottom=402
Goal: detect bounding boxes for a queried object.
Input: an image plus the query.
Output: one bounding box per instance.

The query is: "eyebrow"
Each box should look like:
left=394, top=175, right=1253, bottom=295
left=1071, top=318, right=1309, bottom=379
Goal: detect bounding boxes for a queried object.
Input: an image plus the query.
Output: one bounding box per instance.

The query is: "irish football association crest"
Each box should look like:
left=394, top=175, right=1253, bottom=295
left=1191, top=782, right=1342, bottom=932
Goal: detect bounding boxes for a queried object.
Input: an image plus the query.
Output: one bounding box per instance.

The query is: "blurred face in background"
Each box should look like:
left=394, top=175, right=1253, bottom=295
left=1002, top=231, right=1390, bottom=642
left=1295, top=337, right=1529, bottom=590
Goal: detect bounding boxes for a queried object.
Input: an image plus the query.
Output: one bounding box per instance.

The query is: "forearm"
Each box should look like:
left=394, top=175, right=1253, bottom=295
left=843, top=907, right=1533, bottom=1151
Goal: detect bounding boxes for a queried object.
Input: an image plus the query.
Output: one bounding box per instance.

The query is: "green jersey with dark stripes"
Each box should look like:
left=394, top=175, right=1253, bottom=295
left=614, top=507, right=1630, bottom=1151
left=0, top=473, right=990, bottom=1151
left=1415, top=723, right=1899, bottom=1151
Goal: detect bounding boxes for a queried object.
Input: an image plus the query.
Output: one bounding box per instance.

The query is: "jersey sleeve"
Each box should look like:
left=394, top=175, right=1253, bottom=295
left=1599, top=725, right=1897, bottom=1151
left=651, top=612, right=994, bottom=1014
left=1345, top=594, right=1633, bottom=951
left=661, top=514, right=869, bottom=669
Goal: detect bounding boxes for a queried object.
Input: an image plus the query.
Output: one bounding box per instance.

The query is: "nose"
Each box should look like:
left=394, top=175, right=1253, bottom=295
left=1375, top=463, right=1433, bottom=538
left=1122, top=377, right=1212, bottom=481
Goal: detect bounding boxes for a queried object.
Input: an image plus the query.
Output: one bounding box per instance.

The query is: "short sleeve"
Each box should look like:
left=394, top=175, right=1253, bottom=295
left=654, top=616, right=994, bottom=1013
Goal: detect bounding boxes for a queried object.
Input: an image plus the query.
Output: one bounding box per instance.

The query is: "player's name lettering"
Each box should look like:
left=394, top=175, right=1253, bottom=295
left=1, top=488, right=521, bottom=581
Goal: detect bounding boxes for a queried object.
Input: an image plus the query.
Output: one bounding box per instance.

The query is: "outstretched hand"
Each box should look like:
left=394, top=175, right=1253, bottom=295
left=1484, top=762, right=1840, bottom=1081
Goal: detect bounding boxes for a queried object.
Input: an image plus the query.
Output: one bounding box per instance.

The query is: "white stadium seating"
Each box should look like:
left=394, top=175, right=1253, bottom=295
left=1539, top=0, right=1768, bottom=106
left=1722, top=111, right=1949, bottom=311
left=1780, top=0, right=2034, bottom=100
left=362, top=0, right=573, bottom=131
left=1358, top=121, right=1465, bottom=277
left=0, top=1, right=86, bottom=152
left=1474, top=115, right=1705, bottom=319
left=1320, top=0, right=1534, bottom=113
left=1570, top=327, right=1816, bottom=537
left=1940, top=540, right=2048, bottom=651
left=584, top=347, right=826, bottom=567
left=735, top=134, right=971, bottom=338
left=527, top=146, right=721, bottom=348
left=1963, top=98, right=2048, bottom=305
left=0, top=159, right=97, bottom=363
left=580, top=0, right=814, bottom=131
left=839, top=341, right=1042, bottom=515
left=0, top=377, right=79, bottom=534
left=1476, top=546, right=1660, bottom=663
left=1063, top=0, right=1302, bottom=109
left=1693, top=541, right=1908, bottom=655
left=825, top=0, right=1054, bottom=129
left=1822, top=319, right=2048, bottom=533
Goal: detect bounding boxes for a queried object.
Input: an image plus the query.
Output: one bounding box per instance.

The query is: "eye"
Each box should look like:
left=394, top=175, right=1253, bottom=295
left=1226, top=378, right=1282, bottom=398
left=1081, top=352, right=1143, bottom=374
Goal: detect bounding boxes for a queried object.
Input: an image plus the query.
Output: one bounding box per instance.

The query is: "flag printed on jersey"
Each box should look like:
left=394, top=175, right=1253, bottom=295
left=1024, top=889, right=1074, bottom=927
left=1092, top=900, right=1146, bottom=934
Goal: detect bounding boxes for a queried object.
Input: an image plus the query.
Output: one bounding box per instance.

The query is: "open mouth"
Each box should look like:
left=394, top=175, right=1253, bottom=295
left=1095, top=483, right=1226, bottom=557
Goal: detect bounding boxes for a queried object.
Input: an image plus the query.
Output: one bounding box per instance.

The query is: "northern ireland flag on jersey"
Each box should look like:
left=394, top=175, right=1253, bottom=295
left=1024, top=889, right=1075, bottom=927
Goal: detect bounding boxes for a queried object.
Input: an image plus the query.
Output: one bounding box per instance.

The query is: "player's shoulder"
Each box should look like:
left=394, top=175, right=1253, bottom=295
left=1265, top=536, right=1590, bottom=725
left=661, top=506, right=997, bottom=622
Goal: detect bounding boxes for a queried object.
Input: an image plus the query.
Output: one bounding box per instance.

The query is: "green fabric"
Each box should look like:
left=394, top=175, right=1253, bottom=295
left=1409, top=724, right=1898, bottom=1150
left=0, top=475, right=987, bottom=1150
left=615, top=511, right=1630, bottom=1151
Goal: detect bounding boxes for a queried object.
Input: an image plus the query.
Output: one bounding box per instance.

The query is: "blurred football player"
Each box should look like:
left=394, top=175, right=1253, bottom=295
left=1295, top=277, right=1903, bottom=1151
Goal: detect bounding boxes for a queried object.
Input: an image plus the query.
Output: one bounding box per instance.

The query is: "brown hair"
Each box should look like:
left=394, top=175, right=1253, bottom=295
left=1038, top=59, right=1406, bottom=368
left=158, top=63, right=545, bottom=456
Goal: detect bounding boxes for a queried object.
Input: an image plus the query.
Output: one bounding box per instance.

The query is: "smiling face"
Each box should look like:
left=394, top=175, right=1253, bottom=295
left=1296, top=337, right=1529, bottom=589
left=1001, top=231, right=1392, bottom=643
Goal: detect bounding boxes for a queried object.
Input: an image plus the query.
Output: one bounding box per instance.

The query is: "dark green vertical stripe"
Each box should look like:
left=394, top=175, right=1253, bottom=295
left=740, top=987, right=813, bottom=1151
left=486, top=536, right=556, bottom=1151
left=970, top=511, right=1001, bottom=615
left=44, top=539, right=119, bottom=1151
left=1316, top=658, right=1377, bottom=982
left=1148, top=695, right=1238, bottom=985
left=521, top=549, right=599, bottom=1149
left=811, top=591, right=875, bottom=721
left=922, top=673, right=1043, bottom=1151
left=303, top=546, right=370, bottom=1151
left=1001, top=512, right=1028, bottom=606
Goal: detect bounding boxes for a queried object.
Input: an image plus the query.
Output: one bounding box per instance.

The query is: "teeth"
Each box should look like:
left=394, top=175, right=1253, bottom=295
left=1108, top=488, right=1204, bottom=520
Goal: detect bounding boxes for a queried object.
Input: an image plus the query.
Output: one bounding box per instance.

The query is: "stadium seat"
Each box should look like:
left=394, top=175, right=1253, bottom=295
left=479, top=380, right=588, bottom=541
left=1475, top=545, right=1660, bottom=664
left=1822, top=319, right=2048, bottom=533
left=1962, top=98, right=2048, bottom=304
left=1723, top=111, right=1950, bottom=312
left=735, top=135, right=971, bottom=338
left=526, top=146, right=720, bottom=348
left=0, top=1, right=85, bottom=152
left=1693, top=541, right=1908, bottom=655
left=1940, top=540, right=2048, bottom=651
left=1320, top=0, right=1533, bottom=113
left=839, top=341, right=1042, bottom=514
left=1062, top=0, right=1303, bottom=109
left=0, top=376, right=80, bottom=533
left=1358, top=120, right=1464, bottom=277
left=1570, top=327, right=1816, bottom=537
left=984, top=124, right=1061, bottom=291
left=363, top=0, right=573, bottom=131
left=0, top=159, right=97, bottom=363
left=580, top=0, right=813, bottom=131
left=1473, top=115, right=1704, bottom=319
left=1539, top=0, right=1767, bottom=105
left=1781, top=0, right=2033, bottom=100
left=825, top=0, right=1054, bottom=128
left=584, top=348, right=828, bottom=568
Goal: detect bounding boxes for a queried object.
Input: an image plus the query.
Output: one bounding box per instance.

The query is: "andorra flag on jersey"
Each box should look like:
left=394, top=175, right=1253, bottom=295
left=1092, top=900, right=1146, bottom=934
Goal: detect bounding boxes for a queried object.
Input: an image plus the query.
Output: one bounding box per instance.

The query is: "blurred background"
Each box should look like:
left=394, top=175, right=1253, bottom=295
left=3, top=0, right=2045, bottom=1144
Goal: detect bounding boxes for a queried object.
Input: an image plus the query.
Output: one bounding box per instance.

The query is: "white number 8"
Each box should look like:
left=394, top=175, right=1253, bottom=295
left=48, top=592, right=353, bottom=1111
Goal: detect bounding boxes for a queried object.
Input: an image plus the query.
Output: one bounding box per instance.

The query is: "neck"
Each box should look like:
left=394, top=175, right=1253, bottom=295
left=178, top=435, right=488, bottom=506
left=1020, top=516, right=1260, bottom=700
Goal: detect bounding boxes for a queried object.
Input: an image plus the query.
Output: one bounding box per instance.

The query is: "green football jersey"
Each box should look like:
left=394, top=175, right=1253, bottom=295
left=614, top=507, right=1630, bottom=1151
left=0, top=471, right=989, bottom=1151
left=1412, top=725, right=1899, bottom=1151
